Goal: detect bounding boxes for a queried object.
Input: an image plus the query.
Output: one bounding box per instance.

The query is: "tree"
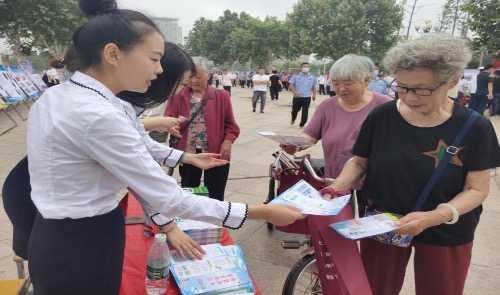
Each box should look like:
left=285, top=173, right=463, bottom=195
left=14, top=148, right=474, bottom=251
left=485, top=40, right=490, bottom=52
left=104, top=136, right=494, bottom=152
left=0, top=0, right=84, bottom=57
left=287, top=0, right=403, bottom=62
left=462, top=0, right=499, bottom=53
left=185, top=10, right=254, bottom=65
left=185, top=10, right=291, bottom=67
left=435, top=0, right=469, bottom=36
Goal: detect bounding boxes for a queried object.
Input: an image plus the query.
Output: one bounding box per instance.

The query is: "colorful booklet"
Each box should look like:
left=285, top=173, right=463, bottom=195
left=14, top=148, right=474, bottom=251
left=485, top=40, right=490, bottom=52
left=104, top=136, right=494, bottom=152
left=270, top=180, right=351, bottom=216
left=330, top=213, right=401, bottom=240
left=258, top=131, right=313, bottom=149
left=170, top=244, right=255, bottom=295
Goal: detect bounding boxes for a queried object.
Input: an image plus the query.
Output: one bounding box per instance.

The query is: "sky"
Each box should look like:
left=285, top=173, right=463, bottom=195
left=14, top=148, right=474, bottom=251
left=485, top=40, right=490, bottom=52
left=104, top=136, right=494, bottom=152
left=118, top=0, right=447, bottom=40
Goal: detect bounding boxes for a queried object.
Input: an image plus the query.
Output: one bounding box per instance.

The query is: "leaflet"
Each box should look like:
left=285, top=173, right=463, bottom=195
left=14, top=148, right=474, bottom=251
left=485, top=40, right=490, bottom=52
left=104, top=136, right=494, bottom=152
left=330, top=213, right=400, bottom=240
left=270, top=180, right=350, bottom=216
left=170, top=244, right=255, bottom=295
left=258, top=131, right=312, bottom=148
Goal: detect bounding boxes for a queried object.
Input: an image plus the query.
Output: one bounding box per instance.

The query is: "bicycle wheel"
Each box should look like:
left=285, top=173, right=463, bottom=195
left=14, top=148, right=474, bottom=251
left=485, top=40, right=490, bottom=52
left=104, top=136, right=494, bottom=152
left=282, top=254, right=322, bottom=295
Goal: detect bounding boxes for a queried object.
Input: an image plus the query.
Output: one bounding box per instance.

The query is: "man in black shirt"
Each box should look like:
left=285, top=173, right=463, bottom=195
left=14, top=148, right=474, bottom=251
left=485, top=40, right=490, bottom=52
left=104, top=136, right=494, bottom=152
left=269, top=70, right=282, bottom=101
left=469, top=65, right=493, bottom=115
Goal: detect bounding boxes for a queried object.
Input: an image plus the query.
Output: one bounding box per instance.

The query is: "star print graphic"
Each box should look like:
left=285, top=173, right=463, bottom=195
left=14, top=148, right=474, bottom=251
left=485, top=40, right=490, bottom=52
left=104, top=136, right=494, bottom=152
left=422, top=139, right=464, bottom=168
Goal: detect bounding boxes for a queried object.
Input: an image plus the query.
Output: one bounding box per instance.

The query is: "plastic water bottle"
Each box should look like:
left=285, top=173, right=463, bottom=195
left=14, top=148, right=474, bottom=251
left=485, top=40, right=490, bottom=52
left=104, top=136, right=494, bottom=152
left=145, top=233, right=171, bottom=295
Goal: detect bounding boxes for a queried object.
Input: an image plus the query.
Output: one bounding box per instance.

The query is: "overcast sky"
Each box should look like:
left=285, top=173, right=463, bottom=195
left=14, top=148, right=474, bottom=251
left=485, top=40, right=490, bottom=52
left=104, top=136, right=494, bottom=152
left=117, top=0, right=447, bottom=39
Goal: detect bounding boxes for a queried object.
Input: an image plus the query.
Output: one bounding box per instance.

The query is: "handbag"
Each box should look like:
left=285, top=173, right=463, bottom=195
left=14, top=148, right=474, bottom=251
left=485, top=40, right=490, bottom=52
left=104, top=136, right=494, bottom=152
left=168, top=97, right=207, bottom=148
left=367, top=110, right=480, bottom=247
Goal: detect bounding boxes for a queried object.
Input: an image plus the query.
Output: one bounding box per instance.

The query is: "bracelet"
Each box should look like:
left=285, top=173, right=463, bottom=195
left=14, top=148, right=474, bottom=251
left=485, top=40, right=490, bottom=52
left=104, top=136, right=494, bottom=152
left=437, top=203, right=460, bottom=225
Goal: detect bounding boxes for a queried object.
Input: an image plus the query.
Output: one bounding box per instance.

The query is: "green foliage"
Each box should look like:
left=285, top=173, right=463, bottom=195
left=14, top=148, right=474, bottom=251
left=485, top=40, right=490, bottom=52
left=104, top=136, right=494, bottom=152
left=462, top=0, right=500, bottom=52
left=287, top=0, right=403, bottom=62
left=0, top=0, right=84, bottom=56
left=185, top=10, right=292, bottom=67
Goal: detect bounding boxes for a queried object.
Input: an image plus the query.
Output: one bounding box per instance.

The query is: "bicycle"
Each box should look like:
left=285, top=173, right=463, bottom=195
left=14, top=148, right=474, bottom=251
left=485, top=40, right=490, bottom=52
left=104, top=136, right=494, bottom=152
left=265, top=151, right=363, bottom=295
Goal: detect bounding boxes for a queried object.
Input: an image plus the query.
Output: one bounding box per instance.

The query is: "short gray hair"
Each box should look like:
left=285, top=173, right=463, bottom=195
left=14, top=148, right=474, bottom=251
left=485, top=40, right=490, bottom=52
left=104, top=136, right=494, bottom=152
left=329, top=54, right=375, bottom=82
left=383, top=34, right=472, bottom=82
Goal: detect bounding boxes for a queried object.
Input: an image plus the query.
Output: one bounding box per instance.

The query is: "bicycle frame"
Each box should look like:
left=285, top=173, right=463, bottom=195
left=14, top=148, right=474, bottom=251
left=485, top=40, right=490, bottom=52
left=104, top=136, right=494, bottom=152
left=268, top=151, right=371, bottom=295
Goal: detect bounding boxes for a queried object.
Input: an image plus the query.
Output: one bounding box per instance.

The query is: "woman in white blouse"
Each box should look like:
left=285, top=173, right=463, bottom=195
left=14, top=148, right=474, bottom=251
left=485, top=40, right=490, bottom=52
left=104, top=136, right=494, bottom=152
left=26, top=1, right=303, bottom=294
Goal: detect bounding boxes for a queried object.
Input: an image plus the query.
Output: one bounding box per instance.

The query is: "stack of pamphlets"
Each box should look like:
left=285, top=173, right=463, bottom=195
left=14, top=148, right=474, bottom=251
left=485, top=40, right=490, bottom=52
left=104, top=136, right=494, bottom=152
left=170, top=244, right=255, bottom=295
left=175, top=218, right=223, bottom=245
left=269, top=180, right=351, bottom=216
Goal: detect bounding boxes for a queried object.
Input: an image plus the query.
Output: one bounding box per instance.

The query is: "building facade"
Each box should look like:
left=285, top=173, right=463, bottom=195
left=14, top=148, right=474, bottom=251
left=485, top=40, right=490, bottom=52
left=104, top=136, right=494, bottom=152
left=151, top=17, right=183, bottom=45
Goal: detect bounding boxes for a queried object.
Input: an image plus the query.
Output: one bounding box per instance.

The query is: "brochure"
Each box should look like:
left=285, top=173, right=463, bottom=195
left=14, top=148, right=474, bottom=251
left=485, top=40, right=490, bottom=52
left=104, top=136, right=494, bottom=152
left=258, top=131, right=312, bottom=149
left=330, top=213, right=401, bottom=240
left=269, top=180, right=350, bottom=216
left=170, top=244, right=255, bottom=295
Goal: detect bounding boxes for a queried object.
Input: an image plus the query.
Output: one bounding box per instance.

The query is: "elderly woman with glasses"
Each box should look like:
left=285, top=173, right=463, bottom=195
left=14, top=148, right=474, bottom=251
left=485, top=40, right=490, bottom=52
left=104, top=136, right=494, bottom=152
left=323, top=34, right=500, bottom=295
left=281, top=54, right=390, bottom=180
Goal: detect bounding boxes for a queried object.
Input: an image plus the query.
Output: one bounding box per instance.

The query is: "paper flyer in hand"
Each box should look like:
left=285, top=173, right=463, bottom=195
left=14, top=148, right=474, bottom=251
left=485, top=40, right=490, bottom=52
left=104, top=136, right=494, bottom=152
left=330, top=213, right=400, bottom=240
left=270, top=180, right=351, bottom=216
left=170, top=244, right=255, bottom=295
left=258, top=131, right=312, bottom=148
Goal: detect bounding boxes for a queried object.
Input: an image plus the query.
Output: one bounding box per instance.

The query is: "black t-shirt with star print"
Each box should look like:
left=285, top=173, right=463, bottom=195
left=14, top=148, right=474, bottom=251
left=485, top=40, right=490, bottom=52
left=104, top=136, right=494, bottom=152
left=353, top=100, right=500, bottom=245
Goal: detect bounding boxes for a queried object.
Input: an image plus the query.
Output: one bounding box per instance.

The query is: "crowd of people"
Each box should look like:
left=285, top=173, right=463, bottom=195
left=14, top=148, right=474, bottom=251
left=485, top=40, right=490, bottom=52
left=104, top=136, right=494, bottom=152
left=2, top=0, right=500, bottom=295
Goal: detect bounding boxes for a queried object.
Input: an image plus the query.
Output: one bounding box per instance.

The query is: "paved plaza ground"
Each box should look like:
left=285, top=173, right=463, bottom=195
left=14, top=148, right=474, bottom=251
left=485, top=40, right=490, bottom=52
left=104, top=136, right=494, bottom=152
left=1, top=87, right=499, bottom=294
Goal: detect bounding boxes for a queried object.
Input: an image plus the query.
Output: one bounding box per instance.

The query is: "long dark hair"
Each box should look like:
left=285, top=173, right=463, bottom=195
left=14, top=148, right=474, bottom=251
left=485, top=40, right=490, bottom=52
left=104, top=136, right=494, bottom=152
left=117, top=42, right=196, bottom=109
left=65, top=0, right=162, bottom=71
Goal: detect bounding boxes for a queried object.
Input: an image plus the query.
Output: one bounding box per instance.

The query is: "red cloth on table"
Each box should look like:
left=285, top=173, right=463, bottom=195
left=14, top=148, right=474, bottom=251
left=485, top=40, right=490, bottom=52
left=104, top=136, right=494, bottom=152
left=119, top=193, right=261, bottom=295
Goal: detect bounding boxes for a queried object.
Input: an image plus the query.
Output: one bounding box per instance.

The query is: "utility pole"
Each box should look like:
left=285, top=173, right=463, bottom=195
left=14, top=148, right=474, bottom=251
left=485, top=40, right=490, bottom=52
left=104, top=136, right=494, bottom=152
left=406, top=0, right=418, bottom=39
left=451, top=0, right=460, bottom=36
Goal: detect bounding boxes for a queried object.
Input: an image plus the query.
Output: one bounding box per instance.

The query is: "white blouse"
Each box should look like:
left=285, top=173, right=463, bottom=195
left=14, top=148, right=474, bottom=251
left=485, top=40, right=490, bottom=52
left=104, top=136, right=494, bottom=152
left=27, top=71, right=246, bottom=229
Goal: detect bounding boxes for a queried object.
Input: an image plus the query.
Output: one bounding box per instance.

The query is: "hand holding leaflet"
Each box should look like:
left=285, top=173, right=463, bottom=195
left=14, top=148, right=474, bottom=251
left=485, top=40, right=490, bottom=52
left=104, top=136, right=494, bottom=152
left=330, top=213, right=413, bottom=247
left=269, top=180, right=351, bottom=216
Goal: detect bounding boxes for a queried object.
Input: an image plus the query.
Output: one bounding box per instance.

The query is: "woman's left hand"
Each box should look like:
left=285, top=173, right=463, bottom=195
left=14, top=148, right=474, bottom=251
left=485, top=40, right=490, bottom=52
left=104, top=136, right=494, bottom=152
left=161, top=225, right=205, bottom=260
left=396, top=210, right=444, bottom=236
left=182, top=153, right=229, bottom=170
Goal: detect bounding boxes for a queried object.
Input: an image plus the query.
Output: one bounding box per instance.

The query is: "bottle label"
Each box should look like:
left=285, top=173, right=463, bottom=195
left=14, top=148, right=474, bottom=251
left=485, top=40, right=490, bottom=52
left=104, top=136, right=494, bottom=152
left=146, top=265, right=169, bottom=280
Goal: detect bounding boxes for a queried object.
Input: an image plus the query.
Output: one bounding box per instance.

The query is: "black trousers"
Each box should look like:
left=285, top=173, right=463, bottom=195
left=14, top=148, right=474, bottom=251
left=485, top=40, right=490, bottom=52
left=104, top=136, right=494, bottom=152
left=319, top=84, right=326, bottom=95
left=223, top=86, right=232, bottom=94
left=29, top=206, right=125, bottom=295
left=270, top=86, right=280, bottom=100
left=179, top=163, right=230, bottom=201
left=291, top=97, right=312, bottom=127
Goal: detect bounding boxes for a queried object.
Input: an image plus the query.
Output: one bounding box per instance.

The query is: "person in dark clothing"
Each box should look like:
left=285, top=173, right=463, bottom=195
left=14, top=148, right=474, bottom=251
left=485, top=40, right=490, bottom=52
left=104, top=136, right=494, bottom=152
left=490, top=69, right=500, bottom=115
left=2, top=157, right=35, bottom=260
left=469, top=65, right=493, bottom=115
left=269, top=70, right=282, bottom=101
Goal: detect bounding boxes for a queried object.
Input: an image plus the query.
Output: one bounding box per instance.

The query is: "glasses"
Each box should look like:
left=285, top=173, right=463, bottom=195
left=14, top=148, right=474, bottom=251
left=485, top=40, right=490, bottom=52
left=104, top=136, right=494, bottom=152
left=391, top=80, right=447, bottom=97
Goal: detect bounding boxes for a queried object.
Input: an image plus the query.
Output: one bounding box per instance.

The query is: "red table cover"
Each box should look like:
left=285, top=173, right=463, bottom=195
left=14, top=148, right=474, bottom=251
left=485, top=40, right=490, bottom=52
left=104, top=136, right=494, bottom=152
left=119, top=193, right=261, bottom=295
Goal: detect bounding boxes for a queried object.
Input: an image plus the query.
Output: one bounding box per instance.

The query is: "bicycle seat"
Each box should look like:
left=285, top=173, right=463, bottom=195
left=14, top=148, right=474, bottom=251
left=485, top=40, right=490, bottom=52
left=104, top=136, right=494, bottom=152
left=309, top=158, right=325, bottom=177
